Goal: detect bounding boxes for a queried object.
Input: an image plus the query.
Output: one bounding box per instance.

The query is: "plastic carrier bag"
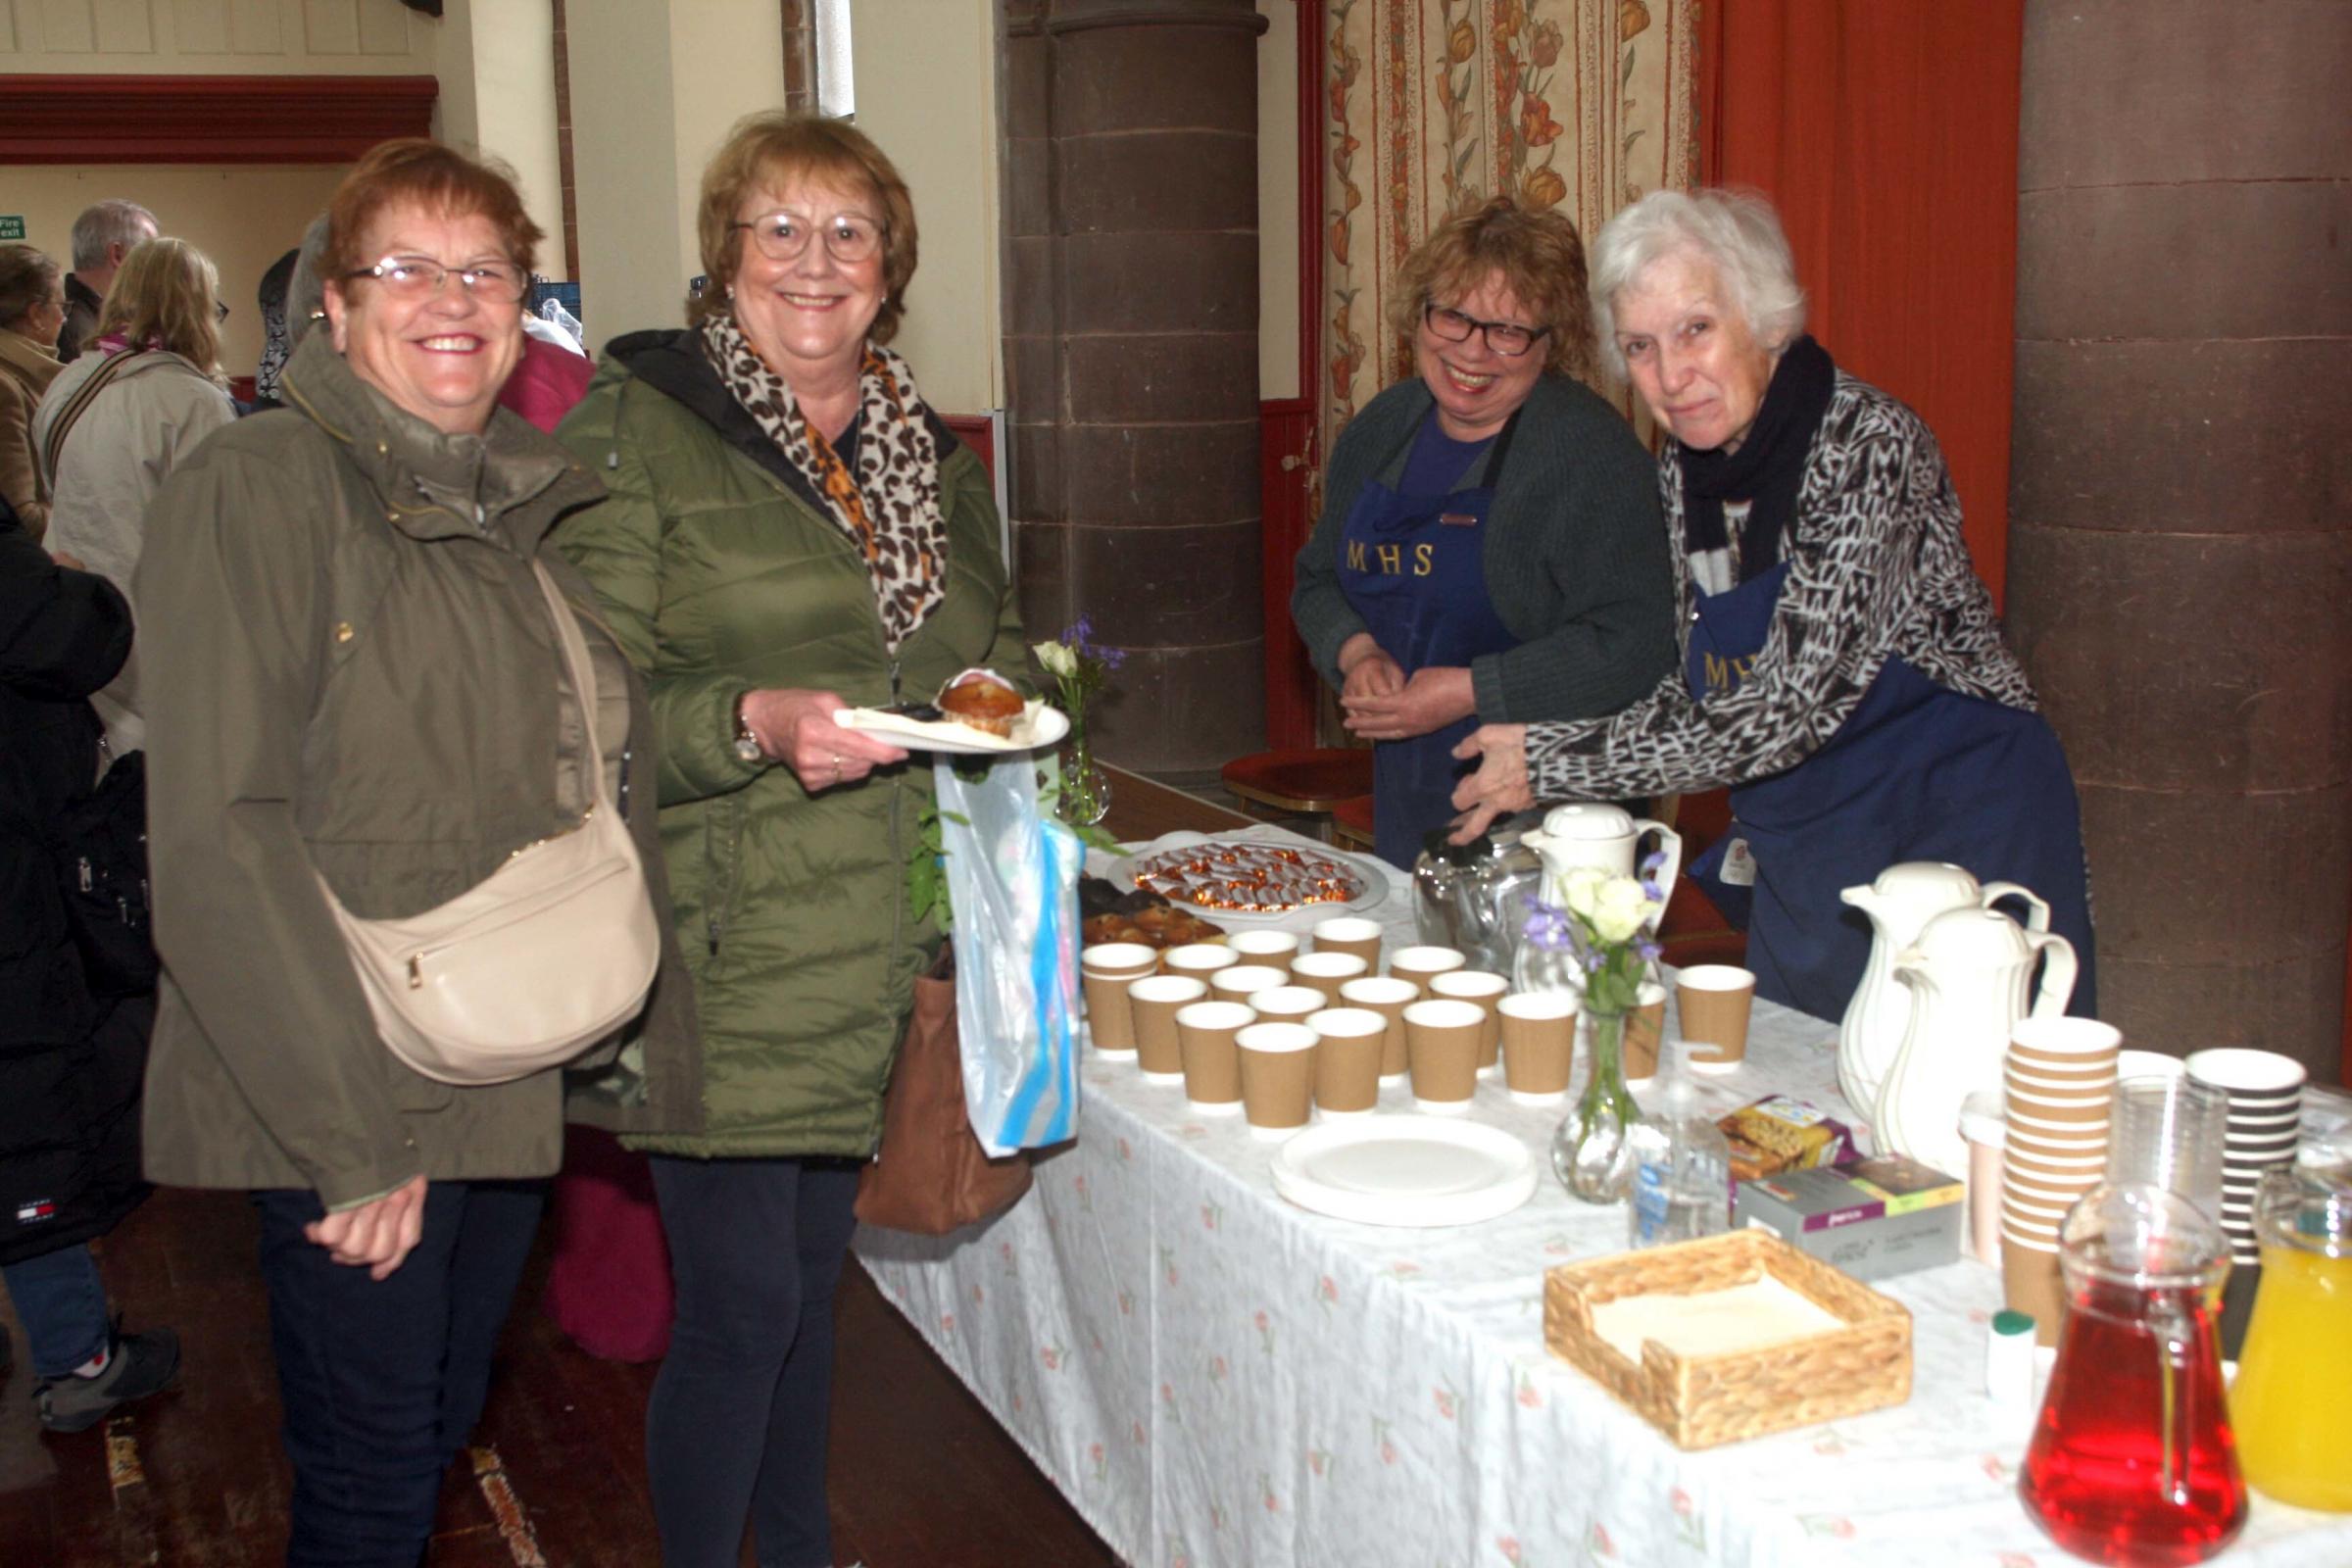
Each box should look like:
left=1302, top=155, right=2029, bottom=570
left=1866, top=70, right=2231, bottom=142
left=933, top=757, right=1082, bottom=1155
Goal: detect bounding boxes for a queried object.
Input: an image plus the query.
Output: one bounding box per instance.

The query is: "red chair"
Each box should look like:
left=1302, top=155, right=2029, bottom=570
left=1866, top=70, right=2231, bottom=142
left=1219, top=748, right=1373, bottom=842
left=1655, top=789, right=1748, bottom=969
left=1330, top=793, right=1376, bottom=853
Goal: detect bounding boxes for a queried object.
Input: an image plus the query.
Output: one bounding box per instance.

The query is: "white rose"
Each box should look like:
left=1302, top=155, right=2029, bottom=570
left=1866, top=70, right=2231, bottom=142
left=1556, top=866, right=1608, bottom=920
left=1033, top=640, right=1076, bottom=677
left=1590, top=875, right=1654, bottom=944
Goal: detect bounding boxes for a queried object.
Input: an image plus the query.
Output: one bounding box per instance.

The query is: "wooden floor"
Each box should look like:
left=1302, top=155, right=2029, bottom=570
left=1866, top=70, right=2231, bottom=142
left=0, top=1184, right=1122, bottom=1566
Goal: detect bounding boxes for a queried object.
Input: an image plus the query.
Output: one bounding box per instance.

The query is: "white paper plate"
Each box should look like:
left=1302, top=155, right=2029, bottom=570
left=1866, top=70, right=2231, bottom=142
left=1270, top=1115, right=1536, bottom=1227
left=1106, top=831, right=1389, bottom=924
left=832, top=700, right=1069, bottom=756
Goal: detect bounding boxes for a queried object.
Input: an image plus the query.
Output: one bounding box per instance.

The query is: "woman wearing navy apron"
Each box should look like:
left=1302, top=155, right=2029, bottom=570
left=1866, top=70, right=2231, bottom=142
left=1450, top=189, right=2097, bottom=1021
left=1292, top=197, right=1676, bottom=869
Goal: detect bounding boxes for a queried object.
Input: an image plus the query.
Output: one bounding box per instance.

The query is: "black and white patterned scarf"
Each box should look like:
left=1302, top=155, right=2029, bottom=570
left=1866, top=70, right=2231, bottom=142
left=699, top=312, right=948, bottom=654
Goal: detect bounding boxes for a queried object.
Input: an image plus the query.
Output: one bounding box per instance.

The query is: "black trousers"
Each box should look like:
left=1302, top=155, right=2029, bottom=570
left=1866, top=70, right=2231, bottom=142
left=645, top=1154, right=861, bottom=1568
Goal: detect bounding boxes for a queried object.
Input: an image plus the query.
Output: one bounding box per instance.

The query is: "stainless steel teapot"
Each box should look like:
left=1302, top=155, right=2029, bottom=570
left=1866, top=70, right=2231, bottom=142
left=1410, top=813, right=1545, bottom=973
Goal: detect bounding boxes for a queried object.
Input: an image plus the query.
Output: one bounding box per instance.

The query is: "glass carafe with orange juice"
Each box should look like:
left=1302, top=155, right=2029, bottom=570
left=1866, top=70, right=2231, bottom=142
left=2228, top=1163, right=2352, bottom=1511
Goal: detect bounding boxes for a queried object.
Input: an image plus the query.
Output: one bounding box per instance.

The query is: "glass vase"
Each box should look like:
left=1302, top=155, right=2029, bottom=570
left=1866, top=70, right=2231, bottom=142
left=1055, top=710, right=1111, bottom=828
left=1552, top=1005, right=1641, bottom=1202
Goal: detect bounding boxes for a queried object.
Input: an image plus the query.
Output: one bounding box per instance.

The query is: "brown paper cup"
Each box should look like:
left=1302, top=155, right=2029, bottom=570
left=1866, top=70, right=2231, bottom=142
left=1127, top=975, right=1208, bottom=1081
left=1429, top=970, right=1508, bottom=1075
left=1175, top=1000, right=1253, bottom=1114
left=1404, top=998, right=1483, bottom=1113
left=2001, top=1235, right=2068, bottom=1348
left=1498, top=992, right=1577, bottom=1102
left=1237, top=1021, right=1318, bottom=1141
left=1290, top=951, right=1369, bottom=1007
left=1210, top=964, right=1292, bottom=1004
left=1305, top=1007, right=1386, bottom=1116
left=1676, top=965, right=1754, bottom=1072
left=1389, top=946, right=1467, bottom=988
left=1162, top=943, right=1240, bottom=981
left=1227, top=929, right=1302, bottom=965
left=1341, top=976, right=1419, bottom=1084
left=2005, top=1091, right=2112, bottom=1128
left=1310, top=916, right=1383, bottom=969
left=2011, top=1017, right=2124, bottom=1061
left=1250, top=984, right=1328, bottom=1024
left=1080, top=942, right=1157, bottom=1054
left=1621, top=982, right=1669, bottom=1082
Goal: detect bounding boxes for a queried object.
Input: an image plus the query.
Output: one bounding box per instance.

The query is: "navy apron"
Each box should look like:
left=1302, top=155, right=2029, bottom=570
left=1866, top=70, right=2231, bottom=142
left=1686, top=561, right=2098, bottom=1021
left=1337, top=417, right=1520, bottom=868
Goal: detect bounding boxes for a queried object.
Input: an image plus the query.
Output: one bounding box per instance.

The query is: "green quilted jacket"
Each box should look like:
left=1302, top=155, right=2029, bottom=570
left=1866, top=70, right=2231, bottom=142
left=554, top=330, right=1023, bottom=1158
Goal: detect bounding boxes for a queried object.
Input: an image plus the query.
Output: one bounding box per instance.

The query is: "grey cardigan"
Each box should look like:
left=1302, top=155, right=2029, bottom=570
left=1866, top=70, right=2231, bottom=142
left=1290, top=373, right=1676, bottom=723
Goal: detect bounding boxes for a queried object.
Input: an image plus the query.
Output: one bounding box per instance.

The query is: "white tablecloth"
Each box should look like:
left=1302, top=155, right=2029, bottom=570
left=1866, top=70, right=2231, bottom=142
left=855, top=830, right=2349, bottom=1568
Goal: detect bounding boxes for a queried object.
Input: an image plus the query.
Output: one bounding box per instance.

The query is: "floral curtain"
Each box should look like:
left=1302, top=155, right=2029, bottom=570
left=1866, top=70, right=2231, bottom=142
left=1321, top=0, right=1698, bottom=437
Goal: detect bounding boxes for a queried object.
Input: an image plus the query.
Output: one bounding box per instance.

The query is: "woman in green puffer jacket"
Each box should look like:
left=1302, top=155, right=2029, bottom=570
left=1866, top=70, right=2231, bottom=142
left=555, top=112, right=1023, bottom=1568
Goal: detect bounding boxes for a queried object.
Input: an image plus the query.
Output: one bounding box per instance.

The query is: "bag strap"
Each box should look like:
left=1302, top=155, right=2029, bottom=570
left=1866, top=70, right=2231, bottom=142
left=525, top=559, right=615, bottom=815
left=38, top=347, right=153, bottom=497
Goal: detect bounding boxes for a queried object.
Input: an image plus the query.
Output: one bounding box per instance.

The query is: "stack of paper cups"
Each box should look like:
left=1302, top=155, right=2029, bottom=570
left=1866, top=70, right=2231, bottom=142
left=2000, top=1017, right=2121, bottom=1345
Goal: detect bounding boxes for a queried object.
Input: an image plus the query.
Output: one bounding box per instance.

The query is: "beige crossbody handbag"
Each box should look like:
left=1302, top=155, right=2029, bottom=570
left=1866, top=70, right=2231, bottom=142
left=319, top=561, right=661, bottom=1086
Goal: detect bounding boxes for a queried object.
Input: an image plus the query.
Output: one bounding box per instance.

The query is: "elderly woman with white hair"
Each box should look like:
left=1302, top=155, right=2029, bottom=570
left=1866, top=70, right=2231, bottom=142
left=1450, top=188, right=2095, bottom=1021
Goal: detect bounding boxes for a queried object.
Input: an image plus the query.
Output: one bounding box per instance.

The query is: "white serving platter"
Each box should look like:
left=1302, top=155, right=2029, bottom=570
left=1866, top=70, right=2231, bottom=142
left=832, top=700, right=1069, bottom=756
left=1105, top=830, right=1389, bottom=924
left=1271, top=1114, right=1536, bottom=1227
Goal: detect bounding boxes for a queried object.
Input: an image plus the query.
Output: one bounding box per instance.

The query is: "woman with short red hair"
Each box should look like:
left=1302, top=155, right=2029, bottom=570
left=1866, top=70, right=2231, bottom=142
left=135, top=139, right=698, bottom=1564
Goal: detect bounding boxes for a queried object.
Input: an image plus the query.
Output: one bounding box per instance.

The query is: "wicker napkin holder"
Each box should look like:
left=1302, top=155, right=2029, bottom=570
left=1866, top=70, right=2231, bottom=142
left=1544, top=1228, right=1912, bottom=1449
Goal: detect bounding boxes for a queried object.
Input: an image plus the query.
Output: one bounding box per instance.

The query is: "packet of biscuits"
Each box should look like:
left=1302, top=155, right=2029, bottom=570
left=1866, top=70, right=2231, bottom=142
left=1715, top=1095, right=1855, bottom=1185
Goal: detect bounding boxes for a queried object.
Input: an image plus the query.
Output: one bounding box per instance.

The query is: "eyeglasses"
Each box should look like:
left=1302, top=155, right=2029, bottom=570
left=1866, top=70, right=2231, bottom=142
left=729, top=211, right=885, bottom=266
left=1423, top=302, right=1550, bottom=359
left=342, top=256, right=530, bottom=306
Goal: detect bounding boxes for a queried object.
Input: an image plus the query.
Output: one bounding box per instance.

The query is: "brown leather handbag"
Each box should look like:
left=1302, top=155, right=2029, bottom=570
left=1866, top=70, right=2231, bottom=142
left=855, top=944, right=1034, bottom=1233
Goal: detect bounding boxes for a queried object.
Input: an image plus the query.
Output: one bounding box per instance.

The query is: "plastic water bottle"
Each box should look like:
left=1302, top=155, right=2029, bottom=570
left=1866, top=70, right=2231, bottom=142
left=1626, top=1045, right=1733, bottom=1249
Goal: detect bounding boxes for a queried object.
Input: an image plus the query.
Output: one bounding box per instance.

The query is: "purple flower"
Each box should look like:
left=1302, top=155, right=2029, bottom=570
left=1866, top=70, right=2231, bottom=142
left=1584, top=952, right=1605, bottom=972
left=1640, top=878, right=1663, bottom=903
left=1635, top=938, right=1663, bottom=963
left=1640, top=850, right=1668, bottom=877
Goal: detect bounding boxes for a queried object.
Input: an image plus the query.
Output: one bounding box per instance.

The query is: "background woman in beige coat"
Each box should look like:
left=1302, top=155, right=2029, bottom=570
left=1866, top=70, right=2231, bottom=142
left=0, top=243, right=69, bottom=537
left=35, top=237, right=235, bottom=755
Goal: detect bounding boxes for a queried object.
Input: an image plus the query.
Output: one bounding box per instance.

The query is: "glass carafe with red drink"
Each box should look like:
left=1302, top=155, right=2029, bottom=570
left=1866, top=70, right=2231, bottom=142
left=2020, top=1182, right=2246, bottom=1566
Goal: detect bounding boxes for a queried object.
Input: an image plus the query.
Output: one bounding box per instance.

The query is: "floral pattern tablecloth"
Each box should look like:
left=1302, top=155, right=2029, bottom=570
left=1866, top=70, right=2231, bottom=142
left=854, top=831, right=2349, bottom=1568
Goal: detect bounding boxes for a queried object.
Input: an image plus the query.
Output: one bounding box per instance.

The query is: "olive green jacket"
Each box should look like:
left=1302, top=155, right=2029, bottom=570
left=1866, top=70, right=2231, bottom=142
left=555, top=330, right=1023, bottom=1159
left=134, top=333, right=703, bottom=1210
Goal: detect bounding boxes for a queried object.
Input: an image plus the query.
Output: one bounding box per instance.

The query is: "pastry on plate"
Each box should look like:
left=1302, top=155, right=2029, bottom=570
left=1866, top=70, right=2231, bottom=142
left=936, top=668, right=1025, bottom=739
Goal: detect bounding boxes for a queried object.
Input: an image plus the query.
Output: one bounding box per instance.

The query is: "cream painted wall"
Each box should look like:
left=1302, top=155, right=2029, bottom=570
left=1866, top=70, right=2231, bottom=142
left=564, top=0, right=689, bottom=341
left=848, top=0, right=1001, bottom=416
left=1258, top=0, right=1299, bottom=401
left=0, top=0, right=435, bottom=74
left=434, top=0, right=566, bottom=278
left=4, top=164, right=348, bottom=377
left=667, top=0, right=789, bottom=295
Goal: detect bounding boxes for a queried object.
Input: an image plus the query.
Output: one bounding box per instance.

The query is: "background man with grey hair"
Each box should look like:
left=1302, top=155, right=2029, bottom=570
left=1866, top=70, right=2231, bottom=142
left=58, top=199, right=158, bottom=363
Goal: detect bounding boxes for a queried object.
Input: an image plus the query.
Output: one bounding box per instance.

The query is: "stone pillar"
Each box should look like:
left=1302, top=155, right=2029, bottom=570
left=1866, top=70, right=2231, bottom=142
left=1004, top=0, right=1268, bottom=773
left=2005, top=0, right=2352, bottom=1083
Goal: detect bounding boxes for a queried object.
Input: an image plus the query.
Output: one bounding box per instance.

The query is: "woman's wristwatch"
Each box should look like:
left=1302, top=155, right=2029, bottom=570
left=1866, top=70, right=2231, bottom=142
left=732, top=691, right=764, bottom=764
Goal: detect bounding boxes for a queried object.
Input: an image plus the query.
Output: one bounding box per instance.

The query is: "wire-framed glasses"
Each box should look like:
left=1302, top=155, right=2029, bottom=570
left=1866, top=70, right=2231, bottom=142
left=1423, top=302, right=1549, bottom=358
left=343, top=256, right=530, bottom=305
left=729, top=211, right=885, bottom=266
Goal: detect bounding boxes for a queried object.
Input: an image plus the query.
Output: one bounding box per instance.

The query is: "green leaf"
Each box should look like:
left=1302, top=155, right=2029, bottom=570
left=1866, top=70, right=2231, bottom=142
left=1622, top=44, right=1638, bottom=90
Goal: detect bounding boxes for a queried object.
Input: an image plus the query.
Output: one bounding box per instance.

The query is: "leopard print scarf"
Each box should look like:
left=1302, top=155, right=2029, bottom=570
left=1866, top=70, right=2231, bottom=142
left=700, top=313, right=948, bottom=654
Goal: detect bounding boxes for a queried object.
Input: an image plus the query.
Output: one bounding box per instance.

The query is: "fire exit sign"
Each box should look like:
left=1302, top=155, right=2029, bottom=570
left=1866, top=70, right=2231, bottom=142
left=0, top=218, right=24, bottom=241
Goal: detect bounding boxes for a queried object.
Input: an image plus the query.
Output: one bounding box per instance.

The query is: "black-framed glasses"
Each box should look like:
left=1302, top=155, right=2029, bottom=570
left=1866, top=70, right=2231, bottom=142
left=342, top=255, right=529, bottom=306
left=729, top=211, right=885, bottom=266
left=1423, top=302, right=1550, bottom=359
